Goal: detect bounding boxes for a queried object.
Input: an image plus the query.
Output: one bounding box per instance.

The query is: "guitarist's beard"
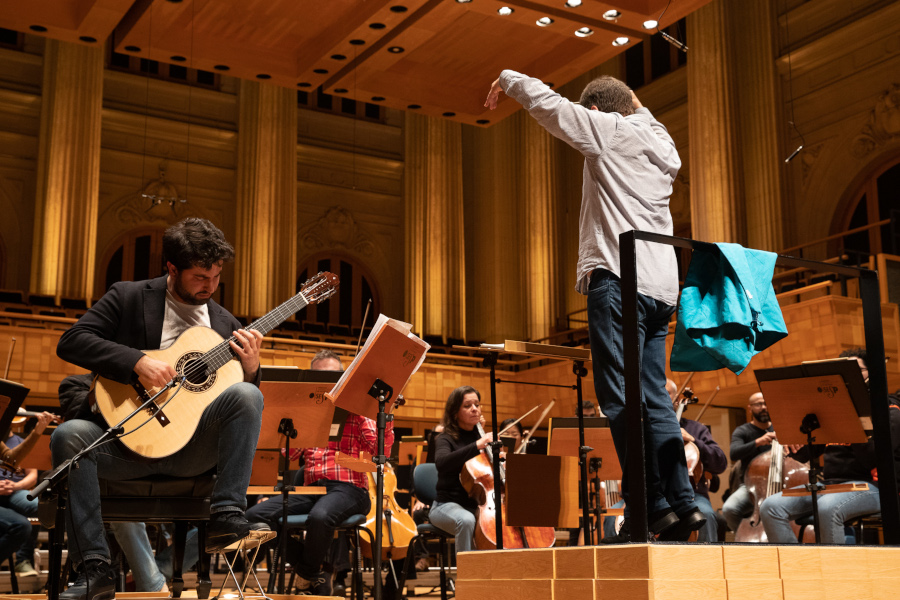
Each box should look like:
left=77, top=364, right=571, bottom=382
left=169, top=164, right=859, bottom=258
left=172, top=273, right=213, bottom=306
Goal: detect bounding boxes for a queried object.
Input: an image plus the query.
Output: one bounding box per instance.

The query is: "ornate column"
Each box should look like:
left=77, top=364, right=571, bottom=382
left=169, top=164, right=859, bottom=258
left=30, top=40, right=103, bottom=301
left=517, top=112, right=559, bottom=341
left=404, top=113, right=466, bottom=340
left=731, top=0, right=784, bottom=251
left=687, top=0, right=744, bottom=244
left=233, top=80, right=297, bottom=317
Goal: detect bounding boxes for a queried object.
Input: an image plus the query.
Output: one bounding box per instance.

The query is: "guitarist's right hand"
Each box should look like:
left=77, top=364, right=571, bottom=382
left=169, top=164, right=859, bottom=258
left=135, top=355, right=177, bottom=389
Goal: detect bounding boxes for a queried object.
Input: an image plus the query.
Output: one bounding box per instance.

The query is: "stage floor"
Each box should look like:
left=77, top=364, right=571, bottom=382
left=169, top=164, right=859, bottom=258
left=456, top=543, right=900, bottom=600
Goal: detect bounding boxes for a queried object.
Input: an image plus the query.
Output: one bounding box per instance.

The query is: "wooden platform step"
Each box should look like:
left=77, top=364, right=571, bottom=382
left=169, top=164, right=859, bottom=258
left=455, top=544, right=900, bottom=600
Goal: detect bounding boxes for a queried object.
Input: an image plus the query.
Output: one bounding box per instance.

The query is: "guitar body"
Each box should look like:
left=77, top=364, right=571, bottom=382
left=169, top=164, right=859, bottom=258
left=92, top=326, right=245, bottom=459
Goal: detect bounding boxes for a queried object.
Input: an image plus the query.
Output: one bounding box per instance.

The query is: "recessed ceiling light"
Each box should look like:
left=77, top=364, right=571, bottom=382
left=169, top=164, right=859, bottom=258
left=313, top=68, right=328, bottom=74
left=476, top=119, right=490, bottom=125
left=603, top=10, right=621, bottom=20
left=407, top=104, right=421, bottom=109
left=124, top=45, right=141, bottom=52
left=456, top=0, right=473, bottom=3
left=612, top=36, right=629, bottom=46
left=79, top=36, right=97, bottom=43
left=334, top=88, right=348, bottom=93
left=564, top=0, right=582, bottom=7
left=498, top=7, right=514, bottom=16
left=256, top=74, right=271, bottom=80
left=371, top=96, right=385, bottom=101
left=331, top=54, right=346, bottom=60
left=443, top=112, right=456, bottom=117
left=170, top=55, right=186, bottom=62
left=390, top=5, right=408, bottom=12
left=297, top=82, right=311, bottom=87
left=536, top=17, right=554, bottom=27
left=575, top=27, right=593, bottom=37
left=349, top=39, right=366, bottom=45
left=643, top=20, right=658, bottom=29
left=369, top=22, right=386, bottom=29
left=388, top=46, right=405, bottom=53
left=214, top=64, right=230, bottom=71
left=29, top=25, right=47, bottom=32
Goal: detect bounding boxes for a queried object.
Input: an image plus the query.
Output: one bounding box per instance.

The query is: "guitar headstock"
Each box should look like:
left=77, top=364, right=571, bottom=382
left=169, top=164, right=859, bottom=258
left=301, top=271, right=339, bottom=305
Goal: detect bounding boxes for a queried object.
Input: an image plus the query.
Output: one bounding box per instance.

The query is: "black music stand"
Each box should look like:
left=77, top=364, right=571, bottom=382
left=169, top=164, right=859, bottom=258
left=258, top=367, right=343, bottom=594
left=755, top=358, right=870, bottom=543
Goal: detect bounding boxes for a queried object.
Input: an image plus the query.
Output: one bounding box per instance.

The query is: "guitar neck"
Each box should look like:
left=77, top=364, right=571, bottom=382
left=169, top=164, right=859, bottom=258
left=203, top=291, right=311, bottom=371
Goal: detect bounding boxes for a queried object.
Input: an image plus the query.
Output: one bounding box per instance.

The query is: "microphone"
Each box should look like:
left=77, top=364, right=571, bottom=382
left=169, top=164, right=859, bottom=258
left=784, top=145, right=803, bottom=163
left=660, top=30, right=688, bottom=53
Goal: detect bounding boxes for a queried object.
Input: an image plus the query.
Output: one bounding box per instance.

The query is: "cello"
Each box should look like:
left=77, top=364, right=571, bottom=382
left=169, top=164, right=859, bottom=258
left=734, top=441, right=811, bottom=542
left=360, top=463, right=417, bottom=561
left=460, top=420, right=556, bottom=550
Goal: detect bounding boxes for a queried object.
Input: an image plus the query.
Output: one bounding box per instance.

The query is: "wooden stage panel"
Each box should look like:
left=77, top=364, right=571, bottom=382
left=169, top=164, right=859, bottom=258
left=455, top=544, right=900, bottom=600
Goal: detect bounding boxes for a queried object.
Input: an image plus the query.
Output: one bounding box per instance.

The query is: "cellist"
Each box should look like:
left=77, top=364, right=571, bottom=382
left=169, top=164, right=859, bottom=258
left=429, top=386, right=493, bottom=557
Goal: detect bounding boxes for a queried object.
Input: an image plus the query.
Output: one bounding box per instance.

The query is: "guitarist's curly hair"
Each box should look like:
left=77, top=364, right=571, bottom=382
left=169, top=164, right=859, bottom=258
left=163, top=217, right=235, bottom=270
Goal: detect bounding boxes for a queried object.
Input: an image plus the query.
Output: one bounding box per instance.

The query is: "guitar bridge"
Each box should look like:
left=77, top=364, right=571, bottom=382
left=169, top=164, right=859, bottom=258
left=131, top=381, right=171, bottom=428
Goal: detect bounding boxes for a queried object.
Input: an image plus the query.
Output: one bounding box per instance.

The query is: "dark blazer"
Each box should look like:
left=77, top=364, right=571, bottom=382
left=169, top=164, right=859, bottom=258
left=57, top=275, right=255, bottom=387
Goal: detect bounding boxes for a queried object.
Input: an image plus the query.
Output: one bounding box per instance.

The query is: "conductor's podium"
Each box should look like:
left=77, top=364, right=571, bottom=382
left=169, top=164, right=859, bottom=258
left=455, top=544, right=900, bottom=600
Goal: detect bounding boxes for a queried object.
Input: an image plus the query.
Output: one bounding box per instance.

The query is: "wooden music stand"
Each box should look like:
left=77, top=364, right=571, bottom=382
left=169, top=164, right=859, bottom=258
left=755, top=358, right=871, bottom=543
left=454, top=340, right=594, bottom=546
left=258, top=367, right=342, bottom=593
left=0, top=378, right=29, bottom=440
left=506, top=453, right=579, bottom=528
left=397, top=437, right=425, bottom=466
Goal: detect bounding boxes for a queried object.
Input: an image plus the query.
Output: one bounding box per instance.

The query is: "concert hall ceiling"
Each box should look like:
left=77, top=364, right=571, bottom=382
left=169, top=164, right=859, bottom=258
left=0, top=0, right=713, bottom=125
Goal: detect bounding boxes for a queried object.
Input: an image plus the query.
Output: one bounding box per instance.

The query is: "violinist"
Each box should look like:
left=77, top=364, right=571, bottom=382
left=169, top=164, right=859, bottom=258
left=721, top=391, right=779, bottom=533
left=0, top=410, right=58, bottom=578
left=666, top=379, right=726, bottom=542
left=760, top=348, right=900, bottom=544
left=498, top=418, right=525, bottom=454
left=429, top=386, right=493, bottom=556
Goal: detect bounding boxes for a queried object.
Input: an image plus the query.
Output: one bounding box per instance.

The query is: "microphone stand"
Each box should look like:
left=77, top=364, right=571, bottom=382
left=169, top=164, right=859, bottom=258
left=29, top=377, right=185, bottom=600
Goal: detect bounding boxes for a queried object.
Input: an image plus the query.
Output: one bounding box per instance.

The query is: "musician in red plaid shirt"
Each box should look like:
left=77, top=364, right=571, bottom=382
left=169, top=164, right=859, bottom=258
left=246, top=349, right=394, bottom=595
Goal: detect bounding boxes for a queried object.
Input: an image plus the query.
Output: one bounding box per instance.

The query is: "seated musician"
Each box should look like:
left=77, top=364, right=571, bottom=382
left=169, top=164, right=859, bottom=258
left=429, top=386, right=493, bottom=555
left=498, top=418, right=525, bottom=454
left=666, top=379, right=727, bottom=542
left=721, top=390, right=780, bottom=532
left=0, top=411, right=57, bottom=578
left=246, top=349, right=394, bottom=596
left=51, top=218, right=268, bottom=600
left=760, top=348, right=900, bottom=544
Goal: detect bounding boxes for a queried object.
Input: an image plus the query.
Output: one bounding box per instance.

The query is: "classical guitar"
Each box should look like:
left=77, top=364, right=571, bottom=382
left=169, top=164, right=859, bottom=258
left=92, top=271, right=339, bottom=459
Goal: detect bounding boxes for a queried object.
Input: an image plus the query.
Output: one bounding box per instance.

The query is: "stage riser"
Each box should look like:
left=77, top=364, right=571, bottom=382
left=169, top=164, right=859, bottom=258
left=455, top=544, right=900, bottom=600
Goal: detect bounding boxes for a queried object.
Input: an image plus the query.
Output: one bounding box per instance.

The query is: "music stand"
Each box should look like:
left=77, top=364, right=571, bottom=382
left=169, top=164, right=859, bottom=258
left=548, top=417, right=619, bottom=541
left=0, top=378, right=29, bottom=440
left=755, top=358, right=870, bottom=543
left=258, top=367, right=343, bottom=593
left=506, top=453, right=579, bottom=529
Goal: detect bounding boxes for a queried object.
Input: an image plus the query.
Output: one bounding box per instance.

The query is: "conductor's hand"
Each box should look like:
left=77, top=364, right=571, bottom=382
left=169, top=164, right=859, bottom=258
left=756, top=431, right=778, bottom=446
left=135, top=355, right=177, bottom=389
left=475, top=432, right=494, bottom=451
left=485, top=78, right=503, bottom=110
left=631, top=90, right=643, bottom=110
left=231, top=328, right=264, bottom=380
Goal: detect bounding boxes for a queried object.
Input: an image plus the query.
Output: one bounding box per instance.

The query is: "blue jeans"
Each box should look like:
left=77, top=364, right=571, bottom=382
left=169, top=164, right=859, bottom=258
left=428, top=501, right=477, bottom=556
left=51, top=382, right=264, bottom=566
left=722, top=484, right=753, bottom=532
left=0, top=489, right=38, bottom=563
left=245, top=479, right=369, bottom=580
left=110, top=522, right=199, bottom=591
left=587, top=269, right=696, bottom=516
left=760, top=482, right=881, bottom=544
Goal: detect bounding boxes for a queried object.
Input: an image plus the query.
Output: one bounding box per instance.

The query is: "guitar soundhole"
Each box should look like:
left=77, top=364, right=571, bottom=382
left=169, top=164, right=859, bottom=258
left=175, top=352, right=217, bottom=393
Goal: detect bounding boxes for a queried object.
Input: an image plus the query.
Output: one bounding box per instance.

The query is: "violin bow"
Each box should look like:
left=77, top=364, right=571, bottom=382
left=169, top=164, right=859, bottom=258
left=515, top=399, right=556, bottom=454
left=497, top=404, right=541, bottom=437
left=674, top=372, right=694, bottom=399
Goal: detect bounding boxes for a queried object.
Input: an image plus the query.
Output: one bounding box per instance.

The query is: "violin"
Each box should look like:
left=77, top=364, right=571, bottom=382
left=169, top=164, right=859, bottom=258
left=460, top=421, right=555, bottom=550
left=674, top=389, right=705, bottom=486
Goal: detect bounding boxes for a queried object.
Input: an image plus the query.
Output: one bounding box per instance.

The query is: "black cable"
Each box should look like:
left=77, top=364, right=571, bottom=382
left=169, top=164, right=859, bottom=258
left=655, top=0, right=688, bottom=53
left=782, top=0, right=806, bottom=162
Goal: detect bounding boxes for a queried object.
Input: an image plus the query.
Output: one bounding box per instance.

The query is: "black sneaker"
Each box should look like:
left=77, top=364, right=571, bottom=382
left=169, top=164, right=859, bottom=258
left=600, top=508, right=679, bottom=544
left=206, top=511, right=270, bottom=553
left=311, top=571, right=332, bottom=596
left=60, top=560, right=116, bottom=600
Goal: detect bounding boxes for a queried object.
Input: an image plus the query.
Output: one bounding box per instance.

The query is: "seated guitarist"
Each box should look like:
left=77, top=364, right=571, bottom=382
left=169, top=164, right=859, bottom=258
left=51, top=217, right=269, bottom=600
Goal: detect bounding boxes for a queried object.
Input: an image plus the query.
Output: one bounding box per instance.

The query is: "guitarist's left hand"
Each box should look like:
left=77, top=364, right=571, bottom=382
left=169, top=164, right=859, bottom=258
left=231, top=328, right=263, bottom=381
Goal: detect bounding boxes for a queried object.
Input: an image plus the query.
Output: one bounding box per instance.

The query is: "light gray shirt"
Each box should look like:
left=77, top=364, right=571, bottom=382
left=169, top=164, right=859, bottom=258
left=160, top=289, right=211, bottom=350
left=500, top=70, right=680, bottom=306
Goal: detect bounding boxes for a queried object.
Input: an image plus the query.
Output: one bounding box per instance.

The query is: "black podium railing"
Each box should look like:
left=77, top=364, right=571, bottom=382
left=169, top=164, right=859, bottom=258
left=619, top=230, right=899, bottom=545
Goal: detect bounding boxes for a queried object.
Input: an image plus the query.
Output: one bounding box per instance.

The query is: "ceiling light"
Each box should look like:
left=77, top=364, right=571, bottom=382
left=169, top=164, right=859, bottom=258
left=575, top=27, right=593, bottom=37
left=456, top=0, right=473, bottom=3
left=612, top=36, right=629, bottom=46
left=603, top=10, right=621, bottom=20
left=565, top=0, right=582, bottom=7
left=498, top=7, right=514, bottom=15
left=125, top=45, right=141, bottom=52
left=536, top=17, right=554, bottom=27
left=388, top=46, right=405, bottom=53
left=642, top=20, right=658, bottom=29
